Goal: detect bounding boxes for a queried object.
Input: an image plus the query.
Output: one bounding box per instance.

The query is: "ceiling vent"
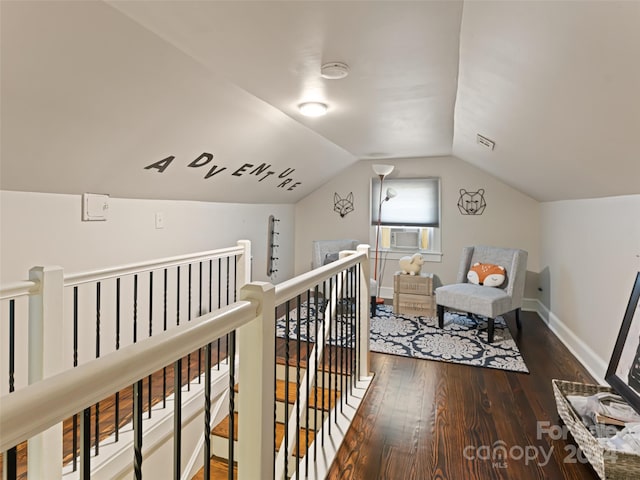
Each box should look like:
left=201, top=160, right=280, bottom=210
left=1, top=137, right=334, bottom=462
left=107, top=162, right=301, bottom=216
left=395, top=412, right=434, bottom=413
left=321, top=62, right=349, bottom=80
left=476, top=134, right=495, bottom=150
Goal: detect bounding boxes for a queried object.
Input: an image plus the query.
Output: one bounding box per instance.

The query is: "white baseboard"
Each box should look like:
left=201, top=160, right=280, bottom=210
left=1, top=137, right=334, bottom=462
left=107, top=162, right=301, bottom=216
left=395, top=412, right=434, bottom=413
left=523, top=298, right=607, bottom=384
left=379, top=285, right=394, bottom=299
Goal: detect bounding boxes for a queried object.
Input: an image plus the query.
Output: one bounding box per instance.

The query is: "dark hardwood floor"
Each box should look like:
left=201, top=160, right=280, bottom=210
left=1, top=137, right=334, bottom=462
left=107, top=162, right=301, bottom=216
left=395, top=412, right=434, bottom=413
left=326, top=310, right=601, bottom=480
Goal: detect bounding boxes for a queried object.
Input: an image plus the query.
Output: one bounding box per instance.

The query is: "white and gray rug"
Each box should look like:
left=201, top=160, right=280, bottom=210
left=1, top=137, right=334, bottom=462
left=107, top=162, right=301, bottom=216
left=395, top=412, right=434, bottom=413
left=276, top=302, right=528, bottom=373
left=370, top=304, right=528, bottom=373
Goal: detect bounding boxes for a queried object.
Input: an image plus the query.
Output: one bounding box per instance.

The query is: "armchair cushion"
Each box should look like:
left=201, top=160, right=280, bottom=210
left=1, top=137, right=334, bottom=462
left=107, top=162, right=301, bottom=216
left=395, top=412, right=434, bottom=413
left=323, top=252, right=340, bottom=265
left=312, top=239, right=359, bottom=270
left=436, top=283, right=512, bottom=319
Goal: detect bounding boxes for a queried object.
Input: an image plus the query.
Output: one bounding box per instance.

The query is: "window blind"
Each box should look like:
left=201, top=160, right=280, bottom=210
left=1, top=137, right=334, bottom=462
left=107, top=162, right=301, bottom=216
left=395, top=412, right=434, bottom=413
left=371, top=177, right=440, bottom=227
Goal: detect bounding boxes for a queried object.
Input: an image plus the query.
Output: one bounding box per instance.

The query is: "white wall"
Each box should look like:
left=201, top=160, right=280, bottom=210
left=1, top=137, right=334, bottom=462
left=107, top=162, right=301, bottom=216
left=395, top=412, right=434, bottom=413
left=539, top=194, right=640, bottom=381
left=295, top=156, right=541, bottom=296
left=0, top=190, right=295, bottom=284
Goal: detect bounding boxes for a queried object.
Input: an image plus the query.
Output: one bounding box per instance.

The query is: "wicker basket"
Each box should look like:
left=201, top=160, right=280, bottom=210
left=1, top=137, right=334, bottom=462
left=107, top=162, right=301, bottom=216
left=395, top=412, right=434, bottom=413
left=552, top=379, right=640, bottom=479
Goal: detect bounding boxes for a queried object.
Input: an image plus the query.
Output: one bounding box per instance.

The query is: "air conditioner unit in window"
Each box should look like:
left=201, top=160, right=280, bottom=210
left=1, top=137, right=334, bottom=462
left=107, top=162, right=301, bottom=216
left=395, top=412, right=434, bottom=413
left=390, top=228, right=420, bottom=249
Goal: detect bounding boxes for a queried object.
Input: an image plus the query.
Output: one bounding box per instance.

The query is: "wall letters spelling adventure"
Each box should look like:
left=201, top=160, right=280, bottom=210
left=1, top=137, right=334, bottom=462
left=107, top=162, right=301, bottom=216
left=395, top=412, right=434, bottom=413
left=144, top=153, right=302, bottom=191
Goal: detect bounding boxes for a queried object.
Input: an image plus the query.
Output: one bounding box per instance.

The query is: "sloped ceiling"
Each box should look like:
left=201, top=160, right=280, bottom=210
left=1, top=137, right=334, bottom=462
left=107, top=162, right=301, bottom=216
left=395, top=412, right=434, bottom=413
left=1, top=1, right=638, bottom=203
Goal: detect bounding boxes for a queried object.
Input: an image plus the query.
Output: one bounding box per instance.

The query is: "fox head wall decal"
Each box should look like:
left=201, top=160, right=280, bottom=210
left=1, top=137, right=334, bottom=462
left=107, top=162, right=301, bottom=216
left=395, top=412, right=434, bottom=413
left=334, top=192, right=354, bottom=218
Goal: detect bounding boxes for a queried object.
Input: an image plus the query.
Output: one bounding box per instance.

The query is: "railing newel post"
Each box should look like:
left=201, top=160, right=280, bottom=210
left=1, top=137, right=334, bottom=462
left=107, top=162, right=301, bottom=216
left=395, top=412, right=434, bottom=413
left=356, top=245, right=372, bottom=379
left=237, top=281, right=275, bottom=480
left=28, top=266, right=64, bottom=479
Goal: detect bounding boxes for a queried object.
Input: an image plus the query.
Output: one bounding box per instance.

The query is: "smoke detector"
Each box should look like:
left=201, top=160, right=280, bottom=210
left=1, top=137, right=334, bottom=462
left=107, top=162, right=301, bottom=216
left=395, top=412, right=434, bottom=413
left=321, top=62, right=349, bottom=80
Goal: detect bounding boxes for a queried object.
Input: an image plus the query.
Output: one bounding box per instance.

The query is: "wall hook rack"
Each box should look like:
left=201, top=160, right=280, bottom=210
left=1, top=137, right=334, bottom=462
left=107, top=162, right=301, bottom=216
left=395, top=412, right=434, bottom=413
left=267, top=215, right=280, bottom=277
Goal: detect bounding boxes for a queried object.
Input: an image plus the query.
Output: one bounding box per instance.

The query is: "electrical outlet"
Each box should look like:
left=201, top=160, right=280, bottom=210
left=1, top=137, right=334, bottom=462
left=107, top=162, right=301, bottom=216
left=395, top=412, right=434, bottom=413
left=155, top=212, right=165, bottom=229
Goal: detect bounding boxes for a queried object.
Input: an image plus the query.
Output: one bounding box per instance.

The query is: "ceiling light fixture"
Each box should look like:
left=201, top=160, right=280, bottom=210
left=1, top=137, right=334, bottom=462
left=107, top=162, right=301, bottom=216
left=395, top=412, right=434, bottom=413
left=298, top=102, right=328, bottom=117
left=321, top=62, right=349, bottom=80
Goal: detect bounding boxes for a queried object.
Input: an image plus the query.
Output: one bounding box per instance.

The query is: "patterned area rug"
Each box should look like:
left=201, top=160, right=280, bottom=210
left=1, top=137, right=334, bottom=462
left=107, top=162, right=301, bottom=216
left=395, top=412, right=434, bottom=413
left=370, top=304, right=528, bottom=373
left=275, top=302, right=528, bottom=373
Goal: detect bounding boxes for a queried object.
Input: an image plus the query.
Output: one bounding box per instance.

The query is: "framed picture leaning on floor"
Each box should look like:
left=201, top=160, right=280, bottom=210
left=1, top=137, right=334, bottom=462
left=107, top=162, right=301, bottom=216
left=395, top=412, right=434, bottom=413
left=606, top=272, right=640, bottom=413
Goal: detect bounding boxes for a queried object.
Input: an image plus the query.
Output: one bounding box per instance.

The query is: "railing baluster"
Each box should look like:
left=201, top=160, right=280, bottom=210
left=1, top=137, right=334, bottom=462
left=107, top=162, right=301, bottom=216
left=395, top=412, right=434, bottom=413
left=198, top=262, right=203, bottom=382
left=217, top=258, right=221, bottom=369
left=344, top=269, right=348, bottom=402
left=133, top=379, right=143, bottom=480
left=328, top=276, right=333, bottom=436
left=321, top=280, right=326, bottom=447
left=73, top=286, right=79, bottom=470
left=163, top=269, right=168, bottom=409
left=313, top=285, right=319, bottom=458
left=115, top=278, right=121, bottom=441
left=334, top=270, right=348, bottom=412
left=148, top=271, right=153, bottom=418
left=133, top=274, right=138, bottom=342
left=351, top=264, right=362, bottom=394
left=81, top=406, right=91, bottom=478
left=187, top=264, right=192, bottom=390
left=176, top=266, right=181, bottom=327
left=8, top=301, right=14, bottom=385
left=173, top=359, right=182, bottom=480
left=133, top=274, right=138, bottom=427
left=208, top=259, right=213, bottom=314
left=6, top=446, right=17, bottom=480
left=336, top=273, right=341, bottom=423
left=149, top=271, right=153, bottom=338
left=228, top=330, right=236, bottom=480
left=284, top=300, right=290, bottom=478
left=203, top=343, right=212, bottom=480
left=226, top=257, right=230, bottom=364
left=348, top=269, right=352, bottom=397
left=305, top=289, right=311, bottom=471
left=273, top=321, right=278, bottom=480
left=295, top=296, right=301, bottom=478
left=233, top=255, right=237, bottom=302
left=6, top=299, right=17, bottom=480
left=95, top=282, right=101, bottom=455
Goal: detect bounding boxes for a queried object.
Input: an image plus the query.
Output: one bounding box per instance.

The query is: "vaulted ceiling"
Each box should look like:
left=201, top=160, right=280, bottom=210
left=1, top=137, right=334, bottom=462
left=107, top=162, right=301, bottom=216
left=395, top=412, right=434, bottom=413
left=1, top=1, right=638, bottom=203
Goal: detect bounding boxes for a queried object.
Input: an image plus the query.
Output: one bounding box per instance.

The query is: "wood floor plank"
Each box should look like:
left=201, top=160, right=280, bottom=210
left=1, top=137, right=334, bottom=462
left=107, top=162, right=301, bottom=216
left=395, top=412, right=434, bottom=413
left=326, top=310, right=603, bottom=480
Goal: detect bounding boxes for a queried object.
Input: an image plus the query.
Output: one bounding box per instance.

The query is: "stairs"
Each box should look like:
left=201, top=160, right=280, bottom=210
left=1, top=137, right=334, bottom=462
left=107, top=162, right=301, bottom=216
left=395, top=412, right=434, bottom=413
left=192, top=343, right=346, bottom=479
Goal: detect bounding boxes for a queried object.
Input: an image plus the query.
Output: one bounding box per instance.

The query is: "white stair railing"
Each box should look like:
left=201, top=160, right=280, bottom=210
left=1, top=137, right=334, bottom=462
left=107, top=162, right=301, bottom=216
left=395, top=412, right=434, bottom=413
left=273, top=244, right=372, bottom=480
left=0, top=241, right=373, bottom=480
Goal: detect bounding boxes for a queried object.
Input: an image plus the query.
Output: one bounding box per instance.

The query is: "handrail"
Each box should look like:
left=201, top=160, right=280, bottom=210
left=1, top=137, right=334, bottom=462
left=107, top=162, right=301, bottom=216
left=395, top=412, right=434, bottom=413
left=0, top=299, right=257, bottom=452
left=274, top=249, right=366, bottom=305
left=64, top=245, right=245, bottom=287
left=0, top=280, right=39, bottom=300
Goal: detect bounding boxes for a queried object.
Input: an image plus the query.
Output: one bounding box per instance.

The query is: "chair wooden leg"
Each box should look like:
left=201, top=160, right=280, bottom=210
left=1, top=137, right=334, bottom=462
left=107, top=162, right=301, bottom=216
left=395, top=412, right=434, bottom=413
left=371, top=296, right=376, bottom=317
left=437, top=304, right=445, bottom=328
left=487, top=317, right=495, bottom=343
left=515, top=308, right=522, bottom=330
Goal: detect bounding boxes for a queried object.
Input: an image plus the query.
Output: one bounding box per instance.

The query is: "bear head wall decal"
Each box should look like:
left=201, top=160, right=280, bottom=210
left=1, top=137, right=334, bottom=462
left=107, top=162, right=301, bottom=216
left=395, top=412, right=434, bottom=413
left=458, top=189, right=487, bottom=215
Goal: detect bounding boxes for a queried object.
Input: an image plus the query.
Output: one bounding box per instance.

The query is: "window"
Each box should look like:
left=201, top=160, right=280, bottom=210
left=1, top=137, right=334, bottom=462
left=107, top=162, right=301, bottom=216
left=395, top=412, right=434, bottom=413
left=370, top=177, right=442, bottom=261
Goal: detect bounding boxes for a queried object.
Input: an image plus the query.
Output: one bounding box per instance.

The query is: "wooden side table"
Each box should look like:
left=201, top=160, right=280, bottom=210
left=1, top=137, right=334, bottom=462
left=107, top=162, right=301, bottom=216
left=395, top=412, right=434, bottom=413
left=393, top=272, right=435, bottom=317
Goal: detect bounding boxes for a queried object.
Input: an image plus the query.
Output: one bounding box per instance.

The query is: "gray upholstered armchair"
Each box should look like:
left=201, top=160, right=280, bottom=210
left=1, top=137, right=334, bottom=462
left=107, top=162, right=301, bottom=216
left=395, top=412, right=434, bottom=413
left=312, top=239, right=378, bottom=316
left=435, top=245, right=528, bottom=343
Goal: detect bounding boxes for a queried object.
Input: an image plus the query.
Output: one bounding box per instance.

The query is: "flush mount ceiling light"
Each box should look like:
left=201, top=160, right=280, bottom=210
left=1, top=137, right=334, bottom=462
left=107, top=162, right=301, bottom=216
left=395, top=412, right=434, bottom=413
left=298, top=102, right=328, bottom=117
left=320, top=62, right=349, bottom=80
